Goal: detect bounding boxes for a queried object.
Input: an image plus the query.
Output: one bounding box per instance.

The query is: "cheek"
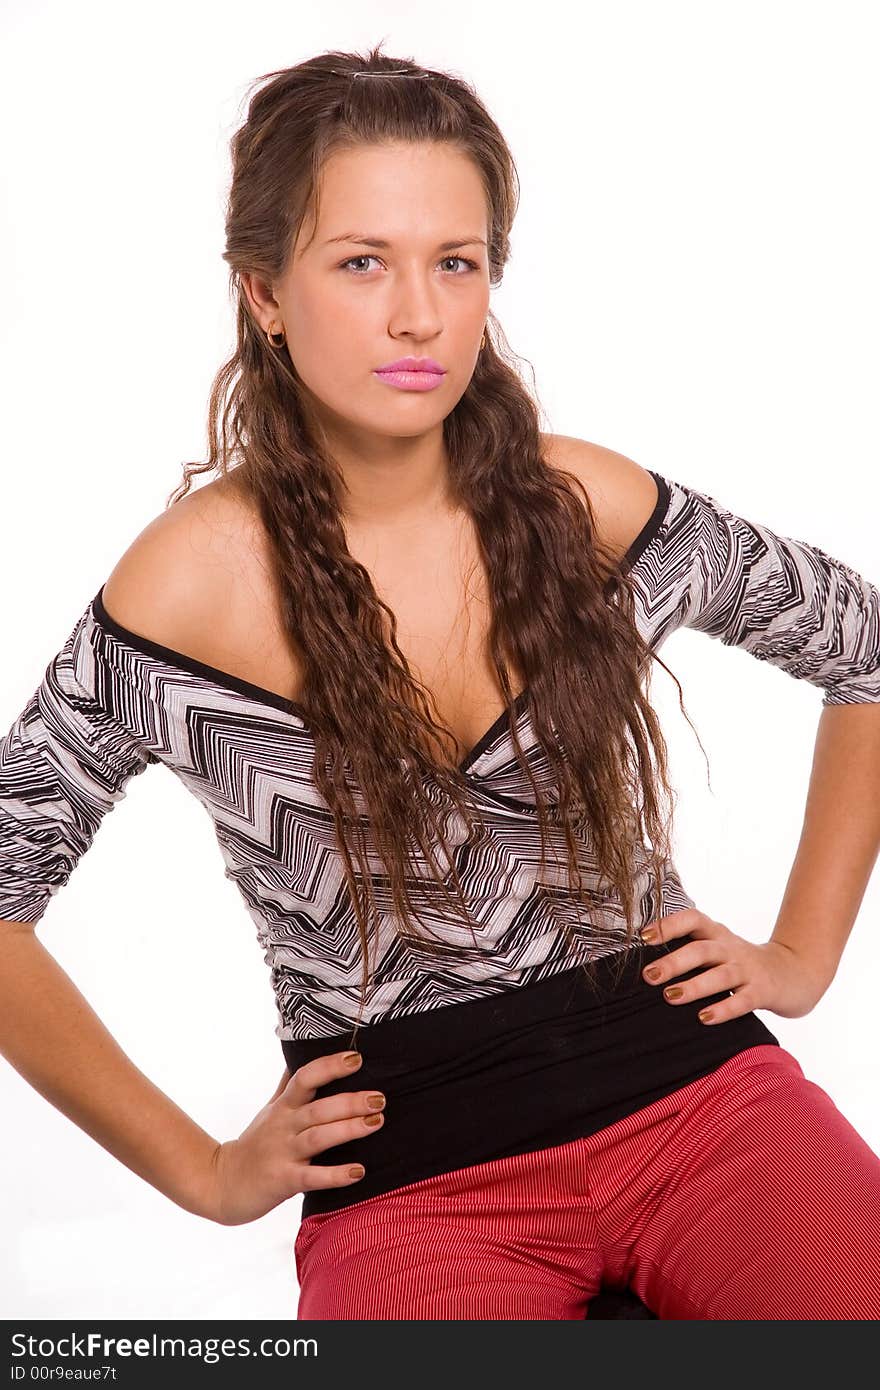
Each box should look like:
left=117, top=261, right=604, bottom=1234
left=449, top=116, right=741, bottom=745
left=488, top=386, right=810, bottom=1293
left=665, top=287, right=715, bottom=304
left=285, top=308, right=361, bottom=387
left=286, top=331, right=379, bottom=419
left=287, top=290, right=336, bottom=348
left=289, top=286, right=374, bottom=358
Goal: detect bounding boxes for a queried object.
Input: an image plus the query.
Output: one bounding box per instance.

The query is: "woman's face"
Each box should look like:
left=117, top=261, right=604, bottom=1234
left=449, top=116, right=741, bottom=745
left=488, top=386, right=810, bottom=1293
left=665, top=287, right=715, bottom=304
left=242, top=141, right=491, bottom=451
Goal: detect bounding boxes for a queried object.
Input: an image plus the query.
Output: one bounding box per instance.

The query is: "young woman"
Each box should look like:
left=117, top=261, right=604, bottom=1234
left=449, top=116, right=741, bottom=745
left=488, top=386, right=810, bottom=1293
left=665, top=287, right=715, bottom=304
left=2, top=46, right=879, bottom=1321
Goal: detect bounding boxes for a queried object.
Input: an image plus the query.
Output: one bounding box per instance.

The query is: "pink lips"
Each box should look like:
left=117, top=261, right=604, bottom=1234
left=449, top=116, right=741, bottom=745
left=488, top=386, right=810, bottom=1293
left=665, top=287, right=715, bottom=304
left=374, top=355, right=447, bottom=392
left=377, top=356, right=446, bottom=373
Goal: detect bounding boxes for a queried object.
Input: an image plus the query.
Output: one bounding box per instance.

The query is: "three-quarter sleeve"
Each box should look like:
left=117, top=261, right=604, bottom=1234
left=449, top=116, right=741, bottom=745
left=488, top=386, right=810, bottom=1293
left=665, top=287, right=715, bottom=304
left=631, top=472, right=880, bottom=705
left=0, top=600, right=158, bottom=925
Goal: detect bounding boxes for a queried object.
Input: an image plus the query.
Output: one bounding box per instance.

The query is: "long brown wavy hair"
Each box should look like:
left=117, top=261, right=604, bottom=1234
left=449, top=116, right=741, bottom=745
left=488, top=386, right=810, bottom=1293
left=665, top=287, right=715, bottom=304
left=167, top=43, right=704, bottom=1047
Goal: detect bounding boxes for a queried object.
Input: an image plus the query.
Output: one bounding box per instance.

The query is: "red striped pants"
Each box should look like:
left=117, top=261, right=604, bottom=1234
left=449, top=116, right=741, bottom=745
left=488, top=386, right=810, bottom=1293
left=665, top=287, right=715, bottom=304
left=293, top=1044, right=880, bottom=1320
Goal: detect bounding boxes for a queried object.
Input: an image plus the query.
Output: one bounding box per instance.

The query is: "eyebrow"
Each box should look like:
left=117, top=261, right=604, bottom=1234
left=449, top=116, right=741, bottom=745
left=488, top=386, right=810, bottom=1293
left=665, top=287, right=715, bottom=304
left=322, top=233, right=488, bottom=250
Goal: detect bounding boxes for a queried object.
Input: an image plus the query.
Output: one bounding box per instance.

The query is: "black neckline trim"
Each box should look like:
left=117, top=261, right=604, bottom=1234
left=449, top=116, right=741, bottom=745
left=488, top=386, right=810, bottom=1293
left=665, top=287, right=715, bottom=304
left=456, top=685, right=531, bottom=775
left=92, top=583, right=311, bottom=719
left=90, top=583, right=523, bottom=777
left=89, top=477, right=670, bottom=781
left=620, top=470, right=671, bottom=575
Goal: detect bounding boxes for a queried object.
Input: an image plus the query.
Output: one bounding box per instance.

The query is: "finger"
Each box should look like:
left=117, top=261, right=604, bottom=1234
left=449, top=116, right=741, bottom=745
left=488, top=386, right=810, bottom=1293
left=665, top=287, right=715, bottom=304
left=641, top=907, right=704, bottom=945
left=659, top=962, right=740, bottom=1007
left=300, top=1089, right=386, bottom=1123
left=285, top=1050, right=364, bottom=1104
left=642, top=938, right=720, bottom=986
left=294, top=1109, right=386, bottom=1162
left=299, top=1089, right=387, bottom=1130
left=696, top=988, right=755, bottom=1027
left=298, top=1161, right=368, bottom=1190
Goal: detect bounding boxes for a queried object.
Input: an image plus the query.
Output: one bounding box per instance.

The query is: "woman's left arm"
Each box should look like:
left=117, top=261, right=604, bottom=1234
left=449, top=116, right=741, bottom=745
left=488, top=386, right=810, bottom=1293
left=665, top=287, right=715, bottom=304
left=769, top=701, right=880, bottom=992
left=642, top=707, right=880, bottom=1021
left=633, top=472, right=880, bottom=1023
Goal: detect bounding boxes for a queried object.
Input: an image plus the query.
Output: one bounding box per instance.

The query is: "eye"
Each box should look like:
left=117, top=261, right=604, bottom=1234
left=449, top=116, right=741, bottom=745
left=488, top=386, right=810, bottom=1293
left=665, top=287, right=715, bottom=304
left=439, top=256, right=480, bottom=274
left=339, top=255, right=480, bottom=275
left=339, top=255, right=381, bottom=275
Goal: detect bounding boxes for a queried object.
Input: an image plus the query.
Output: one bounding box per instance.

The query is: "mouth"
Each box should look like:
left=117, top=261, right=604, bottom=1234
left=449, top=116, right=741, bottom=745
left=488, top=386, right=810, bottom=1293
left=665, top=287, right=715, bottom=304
left=375, top=357, right=446, bottom=374
left=373, top=367, right=446, bottom=392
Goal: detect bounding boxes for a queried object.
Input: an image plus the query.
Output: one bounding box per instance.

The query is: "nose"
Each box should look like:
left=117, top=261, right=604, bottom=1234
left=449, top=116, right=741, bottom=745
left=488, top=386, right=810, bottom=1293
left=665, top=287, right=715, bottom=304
left=387, top=268, right=445, bottom=342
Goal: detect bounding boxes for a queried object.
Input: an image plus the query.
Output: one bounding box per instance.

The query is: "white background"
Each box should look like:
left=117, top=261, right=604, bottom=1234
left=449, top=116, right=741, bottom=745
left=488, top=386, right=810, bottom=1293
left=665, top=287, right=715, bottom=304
left=1, top=0, right=878, bottom=1320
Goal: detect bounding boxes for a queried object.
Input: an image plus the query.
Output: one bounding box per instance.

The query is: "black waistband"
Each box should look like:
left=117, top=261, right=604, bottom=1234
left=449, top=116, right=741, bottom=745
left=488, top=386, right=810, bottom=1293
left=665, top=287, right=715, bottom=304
left=282, top=938, right=779, bottom=1218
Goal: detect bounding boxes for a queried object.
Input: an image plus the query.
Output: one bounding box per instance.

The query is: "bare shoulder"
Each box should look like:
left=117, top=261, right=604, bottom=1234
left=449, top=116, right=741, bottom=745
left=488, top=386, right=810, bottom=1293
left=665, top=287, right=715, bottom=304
left=540, top=433, right=660, bottom=564
left=100, top=471, right=268, bottom=654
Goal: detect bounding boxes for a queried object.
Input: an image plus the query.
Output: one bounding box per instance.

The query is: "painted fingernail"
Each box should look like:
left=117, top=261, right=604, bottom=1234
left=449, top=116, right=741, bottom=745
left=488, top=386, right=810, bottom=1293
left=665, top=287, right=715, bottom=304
left=644, top=966, right=661, bottom=982
left=698, top=1010, right=714, bottom=1023
left=642, top=928, right=659, bottom=943
left=664, top=985, right=683, bottom=1000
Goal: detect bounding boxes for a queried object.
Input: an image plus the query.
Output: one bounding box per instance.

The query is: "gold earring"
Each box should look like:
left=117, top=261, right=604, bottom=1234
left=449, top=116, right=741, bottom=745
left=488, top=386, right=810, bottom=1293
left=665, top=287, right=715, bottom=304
left=266, top=322, right=287, bottom=348
left=480, top=330, right=487, bottom=350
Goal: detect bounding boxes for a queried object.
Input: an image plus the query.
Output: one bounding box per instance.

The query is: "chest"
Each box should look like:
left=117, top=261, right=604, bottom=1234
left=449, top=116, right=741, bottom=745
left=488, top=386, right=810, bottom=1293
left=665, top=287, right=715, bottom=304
left=221, top=511, right=525, bottom=770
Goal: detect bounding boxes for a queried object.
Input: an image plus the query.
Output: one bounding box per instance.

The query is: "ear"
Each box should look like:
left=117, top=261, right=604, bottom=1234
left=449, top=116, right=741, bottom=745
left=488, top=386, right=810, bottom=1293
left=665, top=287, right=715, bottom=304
left=240, top=270, right=281, bottom=335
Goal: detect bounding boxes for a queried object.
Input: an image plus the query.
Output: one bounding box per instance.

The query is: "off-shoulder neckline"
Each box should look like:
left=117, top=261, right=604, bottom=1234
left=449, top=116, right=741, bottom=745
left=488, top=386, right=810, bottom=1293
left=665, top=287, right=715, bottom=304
left=90, top=469, right=671, bottom=777
left=91, top=585, right=536, bottom=776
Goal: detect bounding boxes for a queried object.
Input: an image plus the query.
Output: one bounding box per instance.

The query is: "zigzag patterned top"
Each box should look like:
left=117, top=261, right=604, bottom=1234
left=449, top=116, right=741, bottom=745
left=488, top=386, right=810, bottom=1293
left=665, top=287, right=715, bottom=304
left=2, top=470, right=879, bottom=1044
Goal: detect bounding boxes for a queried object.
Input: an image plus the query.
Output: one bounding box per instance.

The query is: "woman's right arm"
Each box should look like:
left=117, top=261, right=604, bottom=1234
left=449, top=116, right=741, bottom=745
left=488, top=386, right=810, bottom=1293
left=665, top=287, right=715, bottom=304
left=0, top=919, right=222, bottom=1217
left=0, top=925, right=384, bottom=1222
left=1, top=568, right=382, bottom=1225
